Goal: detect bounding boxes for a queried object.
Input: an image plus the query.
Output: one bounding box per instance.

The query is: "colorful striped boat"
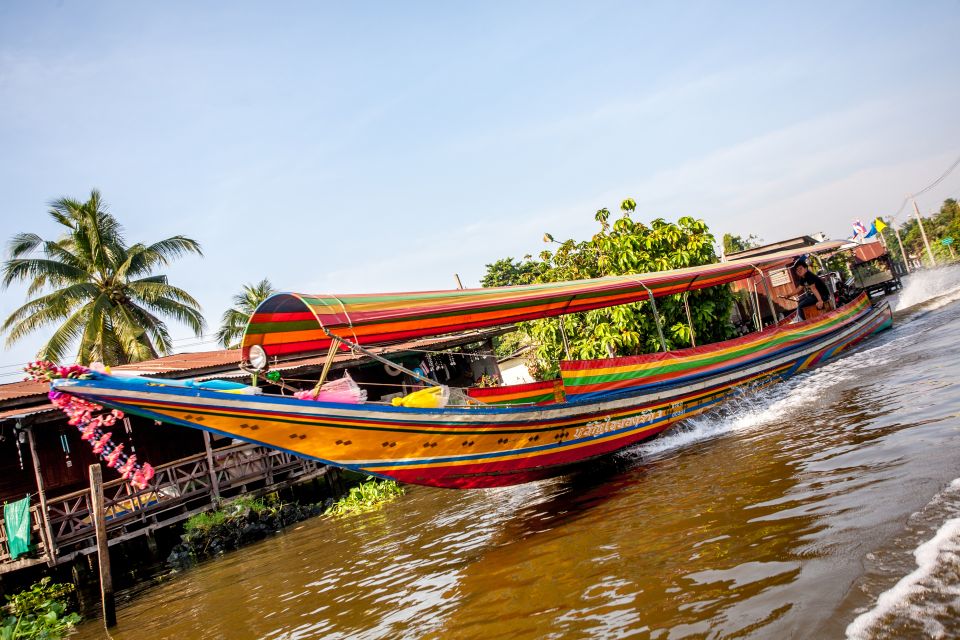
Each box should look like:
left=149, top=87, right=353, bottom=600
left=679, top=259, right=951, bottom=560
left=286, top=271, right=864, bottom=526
left=52, top=242, right=893, bottom=489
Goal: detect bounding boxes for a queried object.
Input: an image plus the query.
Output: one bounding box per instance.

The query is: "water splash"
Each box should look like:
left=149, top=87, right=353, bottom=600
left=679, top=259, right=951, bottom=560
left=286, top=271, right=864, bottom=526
left=846, top=479, right=960, bottom=640
left=622, top=328, right=900, bottom=461
left=894, top=265, right=960, bottom=312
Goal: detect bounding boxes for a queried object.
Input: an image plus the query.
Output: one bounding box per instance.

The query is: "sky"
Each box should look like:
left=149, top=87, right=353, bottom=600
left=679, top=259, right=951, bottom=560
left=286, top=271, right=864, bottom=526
left=1, top=0, right=959, bottom=377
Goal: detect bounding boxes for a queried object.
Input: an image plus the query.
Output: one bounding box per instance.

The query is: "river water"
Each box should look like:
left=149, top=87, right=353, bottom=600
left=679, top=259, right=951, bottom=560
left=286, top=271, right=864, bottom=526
left=78, top=267, right=960, bottom=639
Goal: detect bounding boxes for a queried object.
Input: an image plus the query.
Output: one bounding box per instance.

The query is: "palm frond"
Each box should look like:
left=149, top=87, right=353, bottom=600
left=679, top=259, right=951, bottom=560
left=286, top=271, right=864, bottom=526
left=217, top=279, right=276, bottom=347
left=216, top=308, right=251, bottom=348
left=126, top=236, right=202, bottom=275
left=121, top=303, right=172, bottom=356
left=76, top=295, right=115, bottom=365
left=5, top=190, right=205, bottom=363
left=2, top=257, right=87, bottom=289
left=237, top=278, right=276, bottom=313
left=7, top=233, right=43, bottom=259
left=1, top=283, right=95, bottom=339
left=3, top=302, right=72, bottom=347
left=47, top=197, right=84, bottom=230
left=127, top=279, right=202, bottom=308
left=38, top=303, right=93, bottom=363
left=137, top=295, right=206, bottom=335
left=112, top=304, right=161, bottom=361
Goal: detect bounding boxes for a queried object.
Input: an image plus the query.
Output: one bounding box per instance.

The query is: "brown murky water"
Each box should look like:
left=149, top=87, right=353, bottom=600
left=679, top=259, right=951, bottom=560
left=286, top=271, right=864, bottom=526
left=78, top=269, right=960, bottom=639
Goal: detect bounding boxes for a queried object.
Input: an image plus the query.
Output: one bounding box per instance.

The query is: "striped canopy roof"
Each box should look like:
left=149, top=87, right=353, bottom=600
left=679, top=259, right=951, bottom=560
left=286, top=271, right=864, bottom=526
left=241, top=241, right=845, bottom=361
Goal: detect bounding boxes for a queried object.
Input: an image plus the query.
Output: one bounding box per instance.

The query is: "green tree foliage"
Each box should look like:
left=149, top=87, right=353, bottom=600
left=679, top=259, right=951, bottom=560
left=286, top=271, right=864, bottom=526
left=722, top=233, right=761, bottom=255
left=482, top=198, right=733, bottom=380
left=216, top=278, right=277, bottom=348
left=823, top=253, right=851, bottom=280
left=479, top=257, right=545, bottom=288
left=885, top=199, right=960, bottom=265
left=2, top=190, right=205, bottom=365
left=879, top=220, right=905, bottom=264
left=930, top=198, right=960, bottom=260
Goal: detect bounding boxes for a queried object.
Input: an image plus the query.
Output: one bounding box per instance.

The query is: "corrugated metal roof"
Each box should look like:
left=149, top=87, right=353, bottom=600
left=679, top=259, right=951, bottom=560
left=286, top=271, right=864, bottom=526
left=111, top=349, right=242, bottom=376
left=853, top=241, right=887, bottom=263
left=0, top=327, right=507, bottom=408
left=0, top=380, right=50, bottom=402
left=0, top=403, right=56, bottom=422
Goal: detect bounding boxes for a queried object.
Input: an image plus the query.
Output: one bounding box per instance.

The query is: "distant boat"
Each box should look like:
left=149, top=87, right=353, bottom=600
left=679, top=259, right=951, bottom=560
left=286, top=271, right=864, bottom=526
left=54, top=241, right=892, bottom=489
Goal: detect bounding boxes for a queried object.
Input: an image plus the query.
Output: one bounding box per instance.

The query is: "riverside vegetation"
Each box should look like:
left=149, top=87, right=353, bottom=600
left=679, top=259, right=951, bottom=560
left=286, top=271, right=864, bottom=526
left=324, top=480, right=405, bottom=517
left=481, top=199, right=733, bottom=379
left=167, top=480, right=405, bottom=568
left=1, top=577, right=81, bottom=640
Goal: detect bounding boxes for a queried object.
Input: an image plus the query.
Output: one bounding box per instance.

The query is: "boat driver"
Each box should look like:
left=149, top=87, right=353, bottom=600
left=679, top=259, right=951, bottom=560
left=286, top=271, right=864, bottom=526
left=791, top=257, right=833, bottom=312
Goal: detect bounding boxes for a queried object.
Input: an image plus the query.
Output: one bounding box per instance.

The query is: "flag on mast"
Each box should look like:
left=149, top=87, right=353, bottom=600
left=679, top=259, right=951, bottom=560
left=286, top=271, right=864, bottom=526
left=853, top=219, right=868, bottom=241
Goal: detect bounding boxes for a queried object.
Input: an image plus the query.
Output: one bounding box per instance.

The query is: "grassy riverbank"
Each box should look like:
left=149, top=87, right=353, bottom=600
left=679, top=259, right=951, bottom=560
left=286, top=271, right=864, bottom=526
left=170, top=479, right=406, bottom=567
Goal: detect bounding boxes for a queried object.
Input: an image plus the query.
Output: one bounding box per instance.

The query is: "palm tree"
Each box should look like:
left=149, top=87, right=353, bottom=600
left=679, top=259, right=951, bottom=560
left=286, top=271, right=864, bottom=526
left=2, top=190, right=206, bottom=365
left=216, top=279, right=276, bottom=348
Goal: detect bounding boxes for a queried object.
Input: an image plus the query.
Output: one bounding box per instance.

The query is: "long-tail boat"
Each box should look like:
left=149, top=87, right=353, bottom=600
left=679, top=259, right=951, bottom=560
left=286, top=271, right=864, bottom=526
left=52, top=241, right=893, bottom=488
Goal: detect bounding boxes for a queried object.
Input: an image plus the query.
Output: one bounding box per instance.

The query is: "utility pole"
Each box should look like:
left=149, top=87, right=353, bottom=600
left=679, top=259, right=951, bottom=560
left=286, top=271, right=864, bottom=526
left=912, top=198, right=936, bottom=267
left=892, top=224, right=910, bottom=274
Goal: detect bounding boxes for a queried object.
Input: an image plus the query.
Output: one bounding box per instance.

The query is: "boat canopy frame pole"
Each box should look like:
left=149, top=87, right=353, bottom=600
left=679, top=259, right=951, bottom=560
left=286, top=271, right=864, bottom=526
left=754, top=266, right=779, bottom=325
left=750, top=279, right=762, bottom=331
left=640, top=283, right=669, bottom=352
left=558, top=319, right=572, bottom=360
left=318, top=326, right=441, bottom=388
left=312, top=337, right=341, bottom=392
left=682, top=291, right=696, bottom=347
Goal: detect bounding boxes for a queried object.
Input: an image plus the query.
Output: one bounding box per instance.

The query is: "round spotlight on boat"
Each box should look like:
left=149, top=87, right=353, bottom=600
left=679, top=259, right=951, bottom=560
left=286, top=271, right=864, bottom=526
left=248, top=345, right=268, bottom=372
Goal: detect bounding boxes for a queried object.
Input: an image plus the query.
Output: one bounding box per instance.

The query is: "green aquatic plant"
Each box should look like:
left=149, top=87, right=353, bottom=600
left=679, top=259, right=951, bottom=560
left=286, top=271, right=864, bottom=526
left=183, top=495, right=281, bottom=536
left=1, top=577, right=81, bottom=639
left=326, top=480, right=405, bottom=517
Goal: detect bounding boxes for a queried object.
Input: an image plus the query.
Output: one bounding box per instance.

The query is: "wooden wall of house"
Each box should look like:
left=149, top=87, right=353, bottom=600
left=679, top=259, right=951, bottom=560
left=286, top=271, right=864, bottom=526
left=124, top=417, right=206, bottom=466
left=32, top=422, right=101, bottom=495
left=0, top=426, right=37, bottom=503
left=730, top=267, right=799, bottom=325
left=0, top=414, right=209, bottom=500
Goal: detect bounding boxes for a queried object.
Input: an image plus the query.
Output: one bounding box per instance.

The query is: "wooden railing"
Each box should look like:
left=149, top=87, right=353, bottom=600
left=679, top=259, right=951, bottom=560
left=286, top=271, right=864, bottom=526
left=1, top=442, right=324, bottom=572
left=0, top=503, right=50, bottom=570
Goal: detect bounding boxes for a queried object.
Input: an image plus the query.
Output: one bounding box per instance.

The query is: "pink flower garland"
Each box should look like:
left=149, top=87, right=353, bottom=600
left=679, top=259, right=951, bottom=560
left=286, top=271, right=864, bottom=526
left=26, top=361, right=155, bottom=490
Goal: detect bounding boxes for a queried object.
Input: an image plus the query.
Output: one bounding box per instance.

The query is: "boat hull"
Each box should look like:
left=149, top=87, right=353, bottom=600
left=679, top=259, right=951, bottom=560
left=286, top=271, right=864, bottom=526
left=53, top=298, right=893, bottom=489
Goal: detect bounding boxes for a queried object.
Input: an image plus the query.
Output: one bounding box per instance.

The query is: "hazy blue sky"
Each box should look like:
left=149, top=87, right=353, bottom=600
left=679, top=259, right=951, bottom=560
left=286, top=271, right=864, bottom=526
left=1, top=1, right=959, bottom=375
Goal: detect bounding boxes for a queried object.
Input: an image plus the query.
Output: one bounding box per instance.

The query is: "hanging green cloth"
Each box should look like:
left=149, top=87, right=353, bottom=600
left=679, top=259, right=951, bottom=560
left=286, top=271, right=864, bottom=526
left=4, top=496, right=32, bottom=560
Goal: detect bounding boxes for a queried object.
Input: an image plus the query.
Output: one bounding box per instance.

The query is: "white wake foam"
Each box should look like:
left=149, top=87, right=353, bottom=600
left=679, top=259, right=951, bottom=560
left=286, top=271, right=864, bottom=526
left=894, top=265, right=960, bottom=312
left=846, top=479, right=960, bottom=639
left=624, top=331, right=899, bottom=460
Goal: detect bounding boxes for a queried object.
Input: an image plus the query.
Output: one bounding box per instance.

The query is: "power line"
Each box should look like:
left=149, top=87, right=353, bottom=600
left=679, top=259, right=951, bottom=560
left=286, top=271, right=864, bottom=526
left=914, top=154, right=960, bottom=198
left=892, top=152, right=960, bottom=223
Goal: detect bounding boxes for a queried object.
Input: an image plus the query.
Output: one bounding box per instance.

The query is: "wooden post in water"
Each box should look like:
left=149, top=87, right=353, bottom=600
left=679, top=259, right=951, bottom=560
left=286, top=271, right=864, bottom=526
left=88, top=464, right=117, bottom=628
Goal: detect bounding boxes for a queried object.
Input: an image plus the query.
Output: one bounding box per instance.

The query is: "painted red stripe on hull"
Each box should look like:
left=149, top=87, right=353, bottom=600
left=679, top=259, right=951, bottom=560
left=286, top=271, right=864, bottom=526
left=366, top=420, right=678, bottom=488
